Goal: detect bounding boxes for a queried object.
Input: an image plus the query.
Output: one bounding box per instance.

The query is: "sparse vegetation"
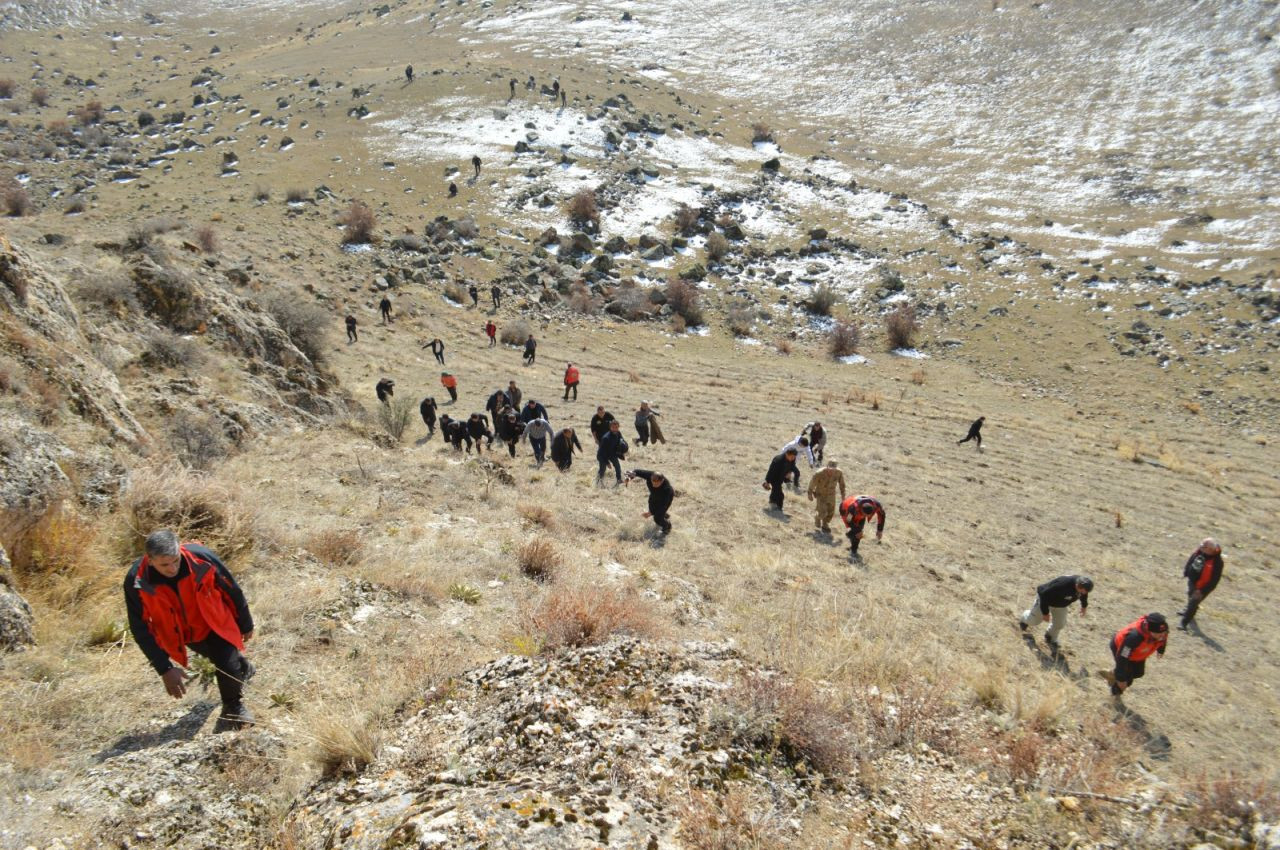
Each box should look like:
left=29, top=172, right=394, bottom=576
left=75, top=269, right=139, bottom=314
left=443, top=280, right=469, bottom=306
left=750, top=121, right=774, bottom=144
left=517, top=503, right=555, bottom=529
left=63, top=197, right=85, bottom=214
left=136, top=111, right=155, bottom=129
left=141, top=328, right=204, bottom=370
left=285, top=187, right=308, bottom=203
left=910, top=367, right=926, bottom=385
left=885, top=304, right=918, bottom=349
left=339, top=200, right=375, bottom=244
left=828, top=319, right=860, bottom=358
left=804, top=285, right=837, bottom=316
left=30, top=87, right=49, bottom=107
left=2, top=179, right=31, bottom=217
left=253, top=185, right=271, bottom=202
left=73, top=99, right=104, bottom=125
left=566, top=188, right=600, bottom=230
left=109, top=466, right=258, bottom=565
left=169, top=410, right=230, bottom=470
left=606, top=284, right=653, bottom=320
left=673, top=204, right=701, bottom=236
left=194, top=223, right=218, bottom=253
left=309, top=710, right=381, bottom=777
left=500, top=318, right=532, bottom=346
left=449, top=583, right=482, bottom=605
left=0, top=79, right=14, bottom=99
left=306, top=528, right=363, bottom=567
left=517, top=537, right=562, bottom=582
left=567, top=281, right=601, bottom=314
left=725, top=301, right=755, bottom=337
left=521, top=580, right=656, bottom=652
left=263, top=292, right=329, bottom=363
left=775, top=337, right=793, bottom=355
left=666, top=278, right=704, bottom=326
left=677, top=786, right=786, bottom=849
left=713, top=673, right=855, bottom=775
left=705, top=231, right=730, bottom=261
left=377, top=396, right=417, bottom=442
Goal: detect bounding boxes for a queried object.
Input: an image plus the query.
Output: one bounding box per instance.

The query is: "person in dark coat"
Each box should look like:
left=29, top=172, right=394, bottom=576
left=596, top=420, right=628, bottom=486
left=472, top=154, right=481, bottom=178
left=550, top=427, right=582, bottom=471
left=375, top=378, right=395, bottom=404
left=466, top=413, right=493, bottom=454
left=496, top=412, right=525, bottom=458
left=469, top=284, right=479, bottom=308
left=506, top=381, right=522, bottom=412
left=589, top=406, right=615, bottom=444
left=520, top=399, right=548, bottom=424
left=380, top=296, right=393, bottom=324
left=448, top=182, right=458, bottom=198
left=958, top=416, right=984, bottom=450
left=419, top=397, right=437, bottom=437
left=1179, top=538, right=1224, bottom=630
left=424, top=338, right=446, bottom=365
left=626, top=469, right=674, bottom=534
left=123, top=529, right=255, bottom=732
left=440, top=414, right=471, bottom=452
left=485, top=387, right=510, bottom=421
left=345, top=314, right=358, bottom=343
left=523, top=334, right=537, bottom=365
left=405, top=64, right=414, bottom=82
left=1019, top=575, right=1092, bottom=650
left=491, top=284, right=502, bottom=309
left=763, top=448, right=798, bottom=512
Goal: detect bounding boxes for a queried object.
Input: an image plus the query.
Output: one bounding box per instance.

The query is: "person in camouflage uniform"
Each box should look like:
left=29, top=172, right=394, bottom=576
left=806, top=460, right=847, bottom=534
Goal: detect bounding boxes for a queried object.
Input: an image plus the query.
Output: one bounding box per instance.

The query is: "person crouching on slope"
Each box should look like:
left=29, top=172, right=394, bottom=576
left=839, top=494, right=885, bottom=558
left=1103, top=613, right=1168, bottom=698
left=1019, top=575, right=1092, bottom=652
left=626, top=469, right=674, bottom=535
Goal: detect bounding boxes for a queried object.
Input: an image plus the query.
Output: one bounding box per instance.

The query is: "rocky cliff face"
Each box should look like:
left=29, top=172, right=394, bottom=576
left=0, top=543, right=35, bottom=651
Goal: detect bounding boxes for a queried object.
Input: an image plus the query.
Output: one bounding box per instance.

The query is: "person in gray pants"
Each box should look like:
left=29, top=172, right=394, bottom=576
left=1020, top=575, right=1093, bottom=651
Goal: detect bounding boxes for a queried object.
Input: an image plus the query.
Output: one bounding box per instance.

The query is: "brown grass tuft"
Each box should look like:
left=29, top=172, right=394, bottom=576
left=714, top=673, right=855, bottom=775
left=306, top=528, right=363, bottom=567
left=705, top=231, right=730, bottom=261
left=110, top=467, right=258, bottom=567
left=2, top=177, right=31, bottom=217
left=500, top=318, right=532, bottom=346
left=517, top=503, right=556, bottom=529
left=750, top=122, right=774, bottom=144
left=0, top=79, right=15, bottom=99
left=677, top=786, right=786, bottom=849
left=339, top=200, right=375, bottom=244
left=194, top=223, right=218, bottom=253
left=885, top=304, right=918, bottom=350
left=910, top=368, right=926, bottom=385
left=517, top=537, right=562, bottom=582
left=804, top=286, right=837, bottom=316
left=827, top=319, right=860, bottom=359
left=308, top=710, right=381, bottom=778
left=29, top=87, right=49, bottom=108
left=672, top=204, right=700, bottom=236
left=521, top=580, right=656, bottom=652
left=73, top=99, right=104, bottom=125
left=666, top=278, right=703, bottom=326
left=566, top=188, right=600, bottom=229
left=5, top=503, right=105, bottom=608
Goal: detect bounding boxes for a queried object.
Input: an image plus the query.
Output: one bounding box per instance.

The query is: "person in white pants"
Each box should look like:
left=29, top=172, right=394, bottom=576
left=1020, top=575, right=1093, bottom=650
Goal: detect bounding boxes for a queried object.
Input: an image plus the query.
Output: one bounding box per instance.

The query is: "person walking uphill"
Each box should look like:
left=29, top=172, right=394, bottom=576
left=523, top=415, right=553, bottom=466
left=491, top=284, right=502, bottom=309
left=764, top=448, right=799, bottom=512
left=380, top=295, right=393, bottom=324
left=1103, top=613, right=1168, bottom=698
left=485, top=320, right=497, bottom=347
left=563, top=362, right=580, bottom=400
left=419, top=397, right=437, bottom=437
left=635, top=402, right=664, bottom=446
left=626, top=469, right=674, bottom=534
left=124, top=530, right=255, bottom=732
left=345, top=314, right=358, bottom=343
left=596, top=420, right=628, bottom=486
left=424, top=338, right=446, bottom=365
left=375, top=378, right=395, bottom=404
left=523, top=334, right=537, bottom=365
left=806, top=460, right=847, bottom=533
left=1179, top=538, right=1224, bottom=630
left=469, top=284, right=479, bottom=308
left=839, top=494, right=885, bottom=558
left=589, top=406, right=616, bottom=444
left=551, top=427, right=582, bottom=472
left=440, top=371, right=458, bottom=403
left=1019, top=575, right=1093, bottom=651
left=958, top=416, right=984, bottom=450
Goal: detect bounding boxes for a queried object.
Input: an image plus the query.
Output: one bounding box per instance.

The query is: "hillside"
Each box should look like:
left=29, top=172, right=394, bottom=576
left=0, top=1, right=1278, bottom=848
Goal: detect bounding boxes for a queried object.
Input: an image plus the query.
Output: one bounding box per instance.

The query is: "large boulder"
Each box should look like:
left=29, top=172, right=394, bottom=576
left=0, top=543, right=35, bottom=651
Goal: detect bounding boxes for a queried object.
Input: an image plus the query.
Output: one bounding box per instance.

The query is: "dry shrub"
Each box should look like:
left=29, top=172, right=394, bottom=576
left=522, top=581, right=656, bottom=652
left=47, top=118, right=71, bottom=140
left=340, top=200, right=375, bottom=244
left=194, top=223, right=217, bottom=253
left=828, top=320, right=860, bottom=358
left=2, top=179, right=31, bottom=217
left=306, top=528, right=363, bottom=567
left=666, top=278, right=703, bottom=326
left=500, top=318, right=532, bottom=346
left=705, top=231, right=730, bottom=261
left=63, top=197, right=85, bottom=215
left=136, top=111, right=155, bottom=129
left=775, top=337, right=793, bottom=355
left=672, top=204, right=700, bottom=236
left=1004, top=729, right=1044, bottom=782
left=377, top=396, right=417, bottom=443
left=725, top=301, right=755, bottom=337
left=518, top=537, right=562, bottom=582
left=713, top=673, right=855, bottom=775
left=253, top=185, right=271, bottom=202
left=517, top=503, right=555, bottom=529
left=141, top=328, right=203, bottom=370
left=885, top=304, right=918, bottom=350
left=864, top=677, right=958, bottom=756
left=443, top=280, right=469, bottom=305
left=126, top=216, right=182, bottom=249
left=677, top=786, right=786, bottom=849
left=285, top=187, right=308, bottom=203
left=111, top=467, right=257, bottom=566
left=29, top=87, right=49, bottom=107
left=76, top=272, right=138, bottom=315
left=308, top=710, right=381, bottom=778
left=5, top=503, right=104, bottom=607
left=805, top=285, right=837, bottom=316
left=0, top=79, right=14, bottom=99
left=169, top=410, right=230, bottom=470
left=750, top=122, right=774, bottom=143
left=263, top=292, right=329, bottom=364
left=566, top=188, right=599, bottom=229
left=607, top=285, right=652, bottom=321
left=73, top=99, right=104, bottom=125
left=1189, top=772, right=1280, bottom=828
left=28, top=373, right=61, bottom=425
left=567, top=282, right=601, bottom=315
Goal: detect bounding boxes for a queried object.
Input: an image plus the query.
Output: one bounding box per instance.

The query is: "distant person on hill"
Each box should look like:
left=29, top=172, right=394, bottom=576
left=419, top=396, right=437, bottom=437
left=596, top=419, right=628, bottom=486
left=439, top=414, right=470, bottom=452
left=123, top=529, right=255, bottom=732
left=763, top=448, right=798, bottom=512
left=839, top=494, right=884, bottom=558
left=625, top=469, right=674, bottom=535
left=526, top=75, right=535, bottom=91
left=802, top=421, right=827, bottom=463
left=485, top=320, right=497, bottom=347
left=958, top=416, right=984, bottom=450
left=1102, top=613, right=1168, bottom=698
left=440, top=371, right=458, bottom=403
left=560, top=88, right=567, bottom=108
left=466, top=413, right=493, bottom=454
left=471, top=154, right=481, bottom=178
left=523, top=334, right=537, bottom=365
left=509, top=78, right=517, bottom=98
left=491, top=284, right=502, bottom=309
left=1019, top=575, right=1092, bottom=651
left=806, top=460, right=846, bottom=534
left=379, top=295, right=392, bottom=324
left=375, top=378, right=395, bottom=404
left=523, top=416, right=553, bottom=466
left=448, top=182, right=458, bottom=198
left=1178, top=538, right=1224, bottom=630
left=550, top=427, right=582, bottom=471
left=520, top=398, right=548, bottom=424
left=506, top=381, right=522, bottom=412
left=634, top=401, right=663, bottom=446
left=563, top=362, right=580, bottom=401
left=424, top=337, right=446, bottom=365
left=345, top=314, right=358, bottom=343
left=780, top=435, right=814, bottom=491
left=589, top=406, right=615, bottom=444
left=469, top=283, right=479, bottom=307
left=405, top=64, right=414, bottom=83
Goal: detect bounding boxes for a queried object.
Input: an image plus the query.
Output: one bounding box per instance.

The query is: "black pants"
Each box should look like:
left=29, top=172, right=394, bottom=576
left=847, top=520, right=865, bottom=554
left=381, top=307, right=391, bottom=324
left=598, top=456, right=621, bottom=483
left=530, top=437, right=546, bottom=463
left=564, top=383, right=577, bottom=400
left=769, top=482, right=784, bottom=510
left=422, top=417, right=435, bottom=436
left=958, top=432, right=981, bottom=448
left=505, top=439, right=518, bottom=458
left=636, top=423, right=649, bottom=446
left=1181, top=586, right=1211, bottom=626
left=554, top=455, right=571, bottom=471
left=1110, top=643, right=1145, bottom=687
left=346, top=327, right=357, bottom=343
left=492, top=293, right=500, bottom=308
left=651, top=511, right=671, bottom=534
left=488, top=335, right=496, bottom=347
left=446, top=386, right=457, bottom=402
left=433, top=350, right=446, bottom=365
left=187, top=634, right=250, bottom=709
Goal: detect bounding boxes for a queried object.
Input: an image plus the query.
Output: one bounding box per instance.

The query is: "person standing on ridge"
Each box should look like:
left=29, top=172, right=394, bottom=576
left=405, top=64, right=414, bottom=83
left=123, top=529, right=256, bottom=732
left=440, top=371, right=458, bottom=403
left=424, top=337, right=446, bottom=365
left=484, top=320, right=497, bottom=347
left=596, top=419, right=628, bottom=486
left=1019, top=575, right=1093, bottom=651
left=563, top=362, right=580, bottom=401
left=551, top=426, right=582, bottom=472
left=806, top=459, right=846, bottom=534
left=375, top=378, right=395, bottom=404
left=625, top=469, right=674, bottom=535
left=763, top=448, right=798, bottom=512
left=839, top=494, right=885, bottom=558
left=958, top=416, right=984, bottom=450
left=419, top=396, right=437, bottom=437
left=523, top=334, right=537, bottom=365
left=379, top=295, right=393, bottom=324
left=1179, top=538, right=1224, bottom=630
left=345, top=314, right=358, bottom=343
left=1102, top=613, right=1168, bottom=698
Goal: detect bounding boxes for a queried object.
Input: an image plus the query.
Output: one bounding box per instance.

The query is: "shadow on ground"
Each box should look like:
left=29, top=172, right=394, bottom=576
left=94, top=700, right=218, bottom=762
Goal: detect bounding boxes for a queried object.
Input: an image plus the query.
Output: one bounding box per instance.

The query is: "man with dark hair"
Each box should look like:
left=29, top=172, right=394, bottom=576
left=563, top=362, right=580, bottom=401
left=496, top=411, right=525, bottom=458
left=469, top=283, right=479, bottom=308
left=439, top=414, right=471, bottom=452
left=466, top=413, right=494, bottom=454
left=958, top=416, right=984, bottom=450
left=1179, top=538, right=1224, bottom=630
left=448, top=182, right=458, bottom=198
left=485, top=386, right=510, bottom=421
left=440, top=371, right=458, bottom=403
left=839, top=494, right=885, bottom=558
left=380, top=295, right=393, bottom=324
left=405, top=64, right=414, bottom=82
left=589, top=406, right=615, bottom=444
left=763, top=448, right=798, bottom=512
left=419, top=397, right=437, bottom=437
left=520, top=398, right=548, bottom=425
left=472, top=154, right=481, bottom=178
left=524, top=415, right=553, bottom=466
left=506, top=381, right=522, bottom=412
left=1019, top=575, right=1093, bottom=651
left=625, top=469, right=674, bottom=534
left=1103, top=613, right=1168, bottom=698
left=123, top=530, right=255, bottom=732
left=803, top=421, right=826, bottom=463
left=424, top=338, right=446, bottom=365
left=550, top=427, right=582, bottom=471
left=345, top=314, right=358, bottom=343
left=780, top=434, right=814, bottom=491
left=596, top=419, right=628, bottom=486
left=375, top=378, right=395, bottom=404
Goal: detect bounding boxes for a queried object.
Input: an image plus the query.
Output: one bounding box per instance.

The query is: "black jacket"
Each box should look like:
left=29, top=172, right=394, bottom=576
left=466, top=415, right=492, bottom=439
left=597, top=429, right=628, bottom=461
left=375, top=379, right=395, bottom=402
left=520, top=401, right=548, bottom=424
left=1184, top=551, right=1224, bottom=595
left=524, top=337, right=537, bottom=353
left=765, top=453, right=795, bottom=486
left=419, top=398, right=437, bottom=426
left=590, top=412, right=615, bottom=440
left=631, top=469, right=673, bottom=516
left=551, top=430, right=582, bottom=462
left=1035, top=575, right=1089, bottom=613
left=496, top=416, right=524, bottom=442
left=441, top=416, right=470, bottom=449
left=486, top=389, right=509, bottom=417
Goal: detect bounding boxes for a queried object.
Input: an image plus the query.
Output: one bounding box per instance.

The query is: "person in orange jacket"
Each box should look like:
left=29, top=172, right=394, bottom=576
left=440, top=371, right=458, bottom=403
left=839, top=495, right=885, bottom=558
left=1102, top=613, right=1168, bottom=697
left=1179, top=538, right=1224, bottom=630
left=123, top=530, right=255, bottom=732
left=563, top=362, right=580, bottom=401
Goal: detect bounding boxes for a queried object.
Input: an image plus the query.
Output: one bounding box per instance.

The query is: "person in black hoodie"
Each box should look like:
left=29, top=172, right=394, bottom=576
left=589, top=406, right=615, bottom=444
left=596, top=419, right=628, bottom=486
left=466, top=413, right=494, bottom=454
left=958, top=416, right=984, bottom=450
left=550, top=427, right=582, bottom=471
left=1019, top=575, right=1093, bottom=650
left=523, top=334, right=537, bottom=365
left=485, top=387, right=510, bottom=421
left=520, top=399, right=549, bottom=424
left=763, top=449, right=798, bottom=511
left=496, top=412, right=525, bottom=458
left=1179, top=538, right=1224, bottom=630
left=419, top=397, right=437, bottom=437
left=625, top=469, right=674, bottom=534
left=440, top=414, right=471, bottom=452
left=375, top=378, right=395, bottom=404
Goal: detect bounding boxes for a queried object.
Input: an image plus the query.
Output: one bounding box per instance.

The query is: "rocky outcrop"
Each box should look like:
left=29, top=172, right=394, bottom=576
left=0, top=543, right=35, bottom=651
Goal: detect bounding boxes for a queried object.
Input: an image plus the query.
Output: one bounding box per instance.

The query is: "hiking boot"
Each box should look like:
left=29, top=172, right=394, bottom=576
left=1044, top=635, right=1058, bottom=650
left=1019, top=621, right=1028, bottom=632
left=214, top=703, right=254, bottom=733
left=241, top=659, right=256, bottom=683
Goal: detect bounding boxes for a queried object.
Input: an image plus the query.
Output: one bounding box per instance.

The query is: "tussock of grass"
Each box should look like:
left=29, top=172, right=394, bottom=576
left=110, top=467, right=258, bottom=566
left=521, top=577, right=657, bottom=652
left=517, top=537, right=561, bottom=582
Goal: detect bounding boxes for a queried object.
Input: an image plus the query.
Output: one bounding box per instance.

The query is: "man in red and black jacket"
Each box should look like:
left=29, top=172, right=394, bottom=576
left=123, top=529, right=255, bottom=731
left=839, top=495, right=885, bottom=558
left=1103, top=612, right=1168, bottom=698
left=1179, top=538, right=1224, bottom=631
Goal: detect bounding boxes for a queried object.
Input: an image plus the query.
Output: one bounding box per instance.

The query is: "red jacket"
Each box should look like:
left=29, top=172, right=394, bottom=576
left=441, top=374, right=457, bottom=389
left=485, top=322, right=496, bottom=338
left=839, top=495, right=885, bottom=533
left=1112, top=616, right=1167, bottom=662
left=124, top=544, right=248, bottom=671
left=564, top=365, right=580, bottom=385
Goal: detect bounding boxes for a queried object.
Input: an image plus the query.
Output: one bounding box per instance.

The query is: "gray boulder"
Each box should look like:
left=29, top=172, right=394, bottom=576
left=0, top=543, right=35, bottom=651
